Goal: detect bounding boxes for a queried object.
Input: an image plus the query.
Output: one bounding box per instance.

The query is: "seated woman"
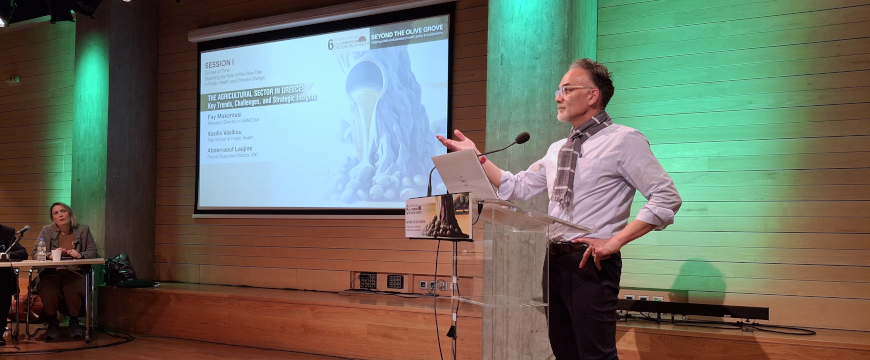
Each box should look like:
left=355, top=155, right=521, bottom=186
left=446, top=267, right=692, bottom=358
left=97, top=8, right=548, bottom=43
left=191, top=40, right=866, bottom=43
left=32, top=202, right=97, bottom=341
left=0, top=224, right=28, bottom=346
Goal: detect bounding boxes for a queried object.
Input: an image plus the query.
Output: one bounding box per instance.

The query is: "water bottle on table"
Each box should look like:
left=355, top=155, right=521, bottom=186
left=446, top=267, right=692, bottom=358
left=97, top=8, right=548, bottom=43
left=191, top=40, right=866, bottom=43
left=36, top=237, right=46, bottom=261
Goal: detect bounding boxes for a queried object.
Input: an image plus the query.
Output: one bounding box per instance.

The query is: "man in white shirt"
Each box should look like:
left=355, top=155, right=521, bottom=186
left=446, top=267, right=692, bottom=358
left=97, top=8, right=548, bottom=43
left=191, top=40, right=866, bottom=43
left=436, top=59, right=681, bottom=360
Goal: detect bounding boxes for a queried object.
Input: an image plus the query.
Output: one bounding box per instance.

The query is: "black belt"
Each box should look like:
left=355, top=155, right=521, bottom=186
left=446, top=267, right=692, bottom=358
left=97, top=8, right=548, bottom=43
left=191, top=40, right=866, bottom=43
left=549, top=242, right=589, bottom=255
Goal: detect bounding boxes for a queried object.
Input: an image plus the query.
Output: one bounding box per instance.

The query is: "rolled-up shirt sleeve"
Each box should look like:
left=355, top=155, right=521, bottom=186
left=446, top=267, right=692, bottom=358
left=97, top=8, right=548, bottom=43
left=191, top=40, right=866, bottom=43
left=617, top=130, right=682, bottom=230
left=497, top=159, right=549, bottom=201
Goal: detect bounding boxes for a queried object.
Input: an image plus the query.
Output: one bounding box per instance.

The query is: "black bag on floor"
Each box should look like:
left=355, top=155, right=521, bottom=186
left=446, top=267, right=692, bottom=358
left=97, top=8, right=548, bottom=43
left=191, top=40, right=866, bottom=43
left=104, top=253, right=137, bottom=285
left=104, top=253, right=155, bottom=287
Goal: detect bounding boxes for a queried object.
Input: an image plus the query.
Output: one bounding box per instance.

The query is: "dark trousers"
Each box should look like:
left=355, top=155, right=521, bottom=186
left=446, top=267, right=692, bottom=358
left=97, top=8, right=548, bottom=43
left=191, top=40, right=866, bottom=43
left=1, top=294, right=10, bottom=330
left=37, top=269, right=85, bottom=319
left=543, top=251, right=622, bottom=360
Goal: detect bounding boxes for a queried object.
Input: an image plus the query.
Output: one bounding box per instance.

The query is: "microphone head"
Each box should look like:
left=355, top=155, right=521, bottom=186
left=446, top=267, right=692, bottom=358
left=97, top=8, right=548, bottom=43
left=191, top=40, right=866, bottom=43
left=515, top=132, right=531, bottom=144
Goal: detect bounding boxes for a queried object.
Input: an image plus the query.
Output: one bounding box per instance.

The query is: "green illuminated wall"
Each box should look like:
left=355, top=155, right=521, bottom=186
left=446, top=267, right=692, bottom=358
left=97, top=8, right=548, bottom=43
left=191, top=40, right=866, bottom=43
left=598, top=0, right=870, bottom=331
left=72, top=0, right=158, bottom=277
left=72, top=30, right=110, bottom=246
left=0, top=22, right=76, bottom=243
left=482, top=0, right=870, bottom=333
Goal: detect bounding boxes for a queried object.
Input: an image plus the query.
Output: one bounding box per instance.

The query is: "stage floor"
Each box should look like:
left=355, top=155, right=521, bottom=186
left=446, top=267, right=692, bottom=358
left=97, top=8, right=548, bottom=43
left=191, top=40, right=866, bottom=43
left=1, top=325, right=360, bottom=359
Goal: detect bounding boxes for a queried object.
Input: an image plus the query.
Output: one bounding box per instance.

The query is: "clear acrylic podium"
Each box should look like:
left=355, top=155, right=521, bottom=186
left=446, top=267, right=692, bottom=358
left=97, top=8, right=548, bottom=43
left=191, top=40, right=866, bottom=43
left=450, top=198, right=594, bottom=360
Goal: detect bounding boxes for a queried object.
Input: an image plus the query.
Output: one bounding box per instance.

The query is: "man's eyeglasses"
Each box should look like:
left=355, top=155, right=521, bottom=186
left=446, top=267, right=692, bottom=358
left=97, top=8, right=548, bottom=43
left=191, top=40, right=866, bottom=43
left=555, top=85, right=593, bottom=98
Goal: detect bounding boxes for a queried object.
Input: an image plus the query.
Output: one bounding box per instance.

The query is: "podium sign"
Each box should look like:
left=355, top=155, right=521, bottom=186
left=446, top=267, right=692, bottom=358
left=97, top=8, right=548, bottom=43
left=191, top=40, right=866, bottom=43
left=405, top=193, right=472, bottom=241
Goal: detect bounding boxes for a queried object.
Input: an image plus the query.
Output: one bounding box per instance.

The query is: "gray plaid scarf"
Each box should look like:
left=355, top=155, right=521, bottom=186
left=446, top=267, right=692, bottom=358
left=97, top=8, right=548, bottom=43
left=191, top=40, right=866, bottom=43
left=550, top=111, right=612, bottom=207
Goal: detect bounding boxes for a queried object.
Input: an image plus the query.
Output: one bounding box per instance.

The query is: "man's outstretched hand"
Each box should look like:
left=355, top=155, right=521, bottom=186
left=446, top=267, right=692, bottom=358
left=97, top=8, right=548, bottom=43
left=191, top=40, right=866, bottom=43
left=436, top=129, right=479, bottom=154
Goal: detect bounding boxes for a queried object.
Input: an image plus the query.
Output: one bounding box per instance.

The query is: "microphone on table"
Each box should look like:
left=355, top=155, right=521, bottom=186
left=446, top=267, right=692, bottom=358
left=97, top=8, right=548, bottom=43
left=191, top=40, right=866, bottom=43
left=427, top=132, right=531, bottom=197
left=15, top=225, right=30, bottom=237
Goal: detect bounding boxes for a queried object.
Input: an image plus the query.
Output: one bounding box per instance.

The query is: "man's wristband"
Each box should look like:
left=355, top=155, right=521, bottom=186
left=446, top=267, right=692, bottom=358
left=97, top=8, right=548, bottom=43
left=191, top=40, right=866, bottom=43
left=479, top=155, right=488, bottom=165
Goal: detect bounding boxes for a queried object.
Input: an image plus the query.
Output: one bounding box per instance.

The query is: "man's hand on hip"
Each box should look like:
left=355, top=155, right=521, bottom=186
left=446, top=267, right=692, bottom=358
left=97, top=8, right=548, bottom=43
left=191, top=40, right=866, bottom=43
left=572, top=237, right=619, bottom=270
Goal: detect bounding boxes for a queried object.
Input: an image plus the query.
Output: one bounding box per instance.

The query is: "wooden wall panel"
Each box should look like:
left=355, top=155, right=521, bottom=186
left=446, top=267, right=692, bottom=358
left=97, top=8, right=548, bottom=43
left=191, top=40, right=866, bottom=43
left=155, top=0, right=488, bottom=295
left=98, top=284, right=870, bottom=360
left=99, top=284, right=484, bottom=360
left=598, top=0, right=870, bottom=331
left=0, top=22, right=76, bottom=248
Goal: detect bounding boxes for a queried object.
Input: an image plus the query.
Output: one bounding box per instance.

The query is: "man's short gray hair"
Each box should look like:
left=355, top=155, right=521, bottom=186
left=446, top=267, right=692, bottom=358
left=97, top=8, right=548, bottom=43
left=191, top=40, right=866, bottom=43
left=569, top=59, right=615, bottom=109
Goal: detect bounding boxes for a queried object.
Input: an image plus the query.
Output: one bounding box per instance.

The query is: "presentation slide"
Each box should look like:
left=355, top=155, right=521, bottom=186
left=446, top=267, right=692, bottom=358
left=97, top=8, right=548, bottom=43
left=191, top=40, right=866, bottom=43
left=197, top=15, right=450, bottom=211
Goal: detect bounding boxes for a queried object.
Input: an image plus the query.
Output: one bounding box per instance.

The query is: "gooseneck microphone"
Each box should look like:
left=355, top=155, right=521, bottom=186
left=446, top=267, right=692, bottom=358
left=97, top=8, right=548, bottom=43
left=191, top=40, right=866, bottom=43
left=427, top=132, right=531, bottom=197
left=477, top=132, right=531, bottom=156
left=15, top=225, right=30, bottom=236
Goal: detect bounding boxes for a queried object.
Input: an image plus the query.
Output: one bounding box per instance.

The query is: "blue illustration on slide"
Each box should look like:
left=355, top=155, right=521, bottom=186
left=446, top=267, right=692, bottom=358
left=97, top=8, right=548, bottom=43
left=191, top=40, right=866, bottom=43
left=330, top=47, right=447, bottom=204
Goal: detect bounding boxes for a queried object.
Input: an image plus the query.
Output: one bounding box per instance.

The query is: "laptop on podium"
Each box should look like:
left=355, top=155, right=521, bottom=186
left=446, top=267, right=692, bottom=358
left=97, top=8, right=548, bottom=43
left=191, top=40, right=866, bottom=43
left=431, top=149, right=498, bottom=199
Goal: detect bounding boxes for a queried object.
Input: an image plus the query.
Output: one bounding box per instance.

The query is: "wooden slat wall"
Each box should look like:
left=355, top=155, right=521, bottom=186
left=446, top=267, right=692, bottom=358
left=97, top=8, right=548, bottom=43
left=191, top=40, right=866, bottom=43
left=99, top=284, right=484, bottom=360
left=155, top=0, right=488, bottom=292
left=598, top=0, right=870, bottom=331
left=0, top=22, right=75, bottom=250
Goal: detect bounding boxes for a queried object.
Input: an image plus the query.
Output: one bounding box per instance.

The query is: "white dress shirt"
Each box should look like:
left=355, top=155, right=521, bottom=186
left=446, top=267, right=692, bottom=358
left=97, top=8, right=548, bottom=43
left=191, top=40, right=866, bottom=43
left=497, top=124, right=682, bottom=240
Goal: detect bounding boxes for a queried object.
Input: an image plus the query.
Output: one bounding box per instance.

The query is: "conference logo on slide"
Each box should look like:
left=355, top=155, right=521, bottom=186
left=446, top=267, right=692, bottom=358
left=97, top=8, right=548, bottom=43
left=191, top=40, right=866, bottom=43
left=328, top=35, right=369, bottom=51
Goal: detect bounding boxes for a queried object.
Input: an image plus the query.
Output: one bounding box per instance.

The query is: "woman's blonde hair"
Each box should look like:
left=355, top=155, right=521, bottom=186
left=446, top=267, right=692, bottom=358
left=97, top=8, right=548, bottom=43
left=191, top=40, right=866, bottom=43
left=49, top=202, right=78, bottom=228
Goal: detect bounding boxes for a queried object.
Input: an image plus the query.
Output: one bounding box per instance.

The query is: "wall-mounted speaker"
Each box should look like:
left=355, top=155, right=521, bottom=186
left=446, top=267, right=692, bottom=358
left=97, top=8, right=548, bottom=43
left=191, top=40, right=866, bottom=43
left=73, top=0, right=102, bottom=17
left=43, top=0, right=102, bottom=23
left=45, top=0, right=74, bottom=23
